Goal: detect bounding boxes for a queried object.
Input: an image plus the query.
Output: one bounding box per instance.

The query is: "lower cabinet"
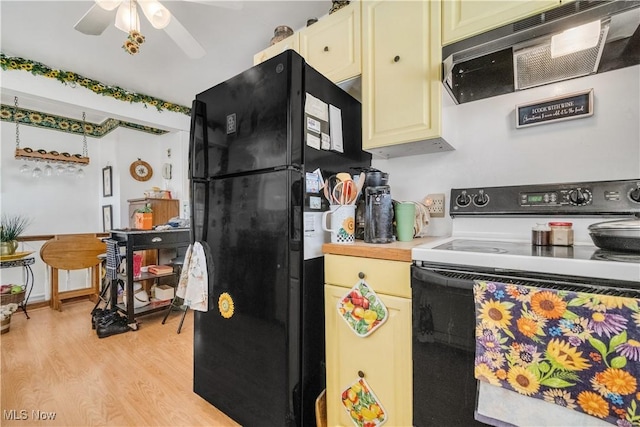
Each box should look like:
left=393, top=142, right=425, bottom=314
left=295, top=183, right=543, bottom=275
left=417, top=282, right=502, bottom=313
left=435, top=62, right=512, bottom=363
left=324, top=254, right=412, bottom=426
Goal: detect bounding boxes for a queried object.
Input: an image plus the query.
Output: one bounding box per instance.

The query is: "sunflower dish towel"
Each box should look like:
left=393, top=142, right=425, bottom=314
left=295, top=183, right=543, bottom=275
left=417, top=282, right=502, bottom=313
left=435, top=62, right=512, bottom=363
left=473, top=280, right=640, bottom=426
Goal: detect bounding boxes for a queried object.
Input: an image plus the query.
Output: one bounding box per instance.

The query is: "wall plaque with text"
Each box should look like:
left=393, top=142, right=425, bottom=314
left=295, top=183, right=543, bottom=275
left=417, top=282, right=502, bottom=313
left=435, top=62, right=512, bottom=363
left=516, top=89, right=593, bottom=128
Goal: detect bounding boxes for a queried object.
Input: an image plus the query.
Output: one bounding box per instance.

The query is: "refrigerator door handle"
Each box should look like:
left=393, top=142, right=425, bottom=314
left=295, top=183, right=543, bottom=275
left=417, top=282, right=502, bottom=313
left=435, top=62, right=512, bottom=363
left=189, top=99, right=208, bottom=180
left=191, top=179, right=209, bottom=243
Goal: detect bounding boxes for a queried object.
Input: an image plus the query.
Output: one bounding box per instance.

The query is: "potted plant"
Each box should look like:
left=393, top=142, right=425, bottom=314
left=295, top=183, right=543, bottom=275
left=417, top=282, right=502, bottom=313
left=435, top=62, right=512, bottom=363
left=134, top=204, right=153, bottom=230
left=1, top=214, right=30, bottom=256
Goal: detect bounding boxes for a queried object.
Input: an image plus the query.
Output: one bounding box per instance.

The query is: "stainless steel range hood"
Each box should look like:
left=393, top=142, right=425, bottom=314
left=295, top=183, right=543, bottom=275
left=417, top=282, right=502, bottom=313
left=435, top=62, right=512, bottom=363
left=443, top=0, right=640, bottom=104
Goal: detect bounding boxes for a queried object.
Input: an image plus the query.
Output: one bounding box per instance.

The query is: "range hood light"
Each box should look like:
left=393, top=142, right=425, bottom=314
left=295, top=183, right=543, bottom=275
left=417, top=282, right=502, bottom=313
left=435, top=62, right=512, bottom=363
left=551, top=20, right=601, bottom=58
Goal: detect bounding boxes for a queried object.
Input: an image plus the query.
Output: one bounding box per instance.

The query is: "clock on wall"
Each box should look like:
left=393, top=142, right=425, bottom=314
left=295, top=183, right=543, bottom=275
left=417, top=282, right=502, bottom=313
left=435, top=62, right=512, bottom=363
left=130, top=159, right=153, bottom=182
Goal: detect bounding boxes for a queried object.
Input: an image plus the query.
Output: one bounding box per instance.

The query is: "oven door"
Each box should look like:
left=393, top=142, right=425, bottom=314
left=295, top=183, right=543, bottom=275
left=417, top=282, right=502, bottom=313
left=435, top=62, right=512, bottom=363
left=411, top=262, right=640, bottom=427
left=411, top=265, right=486, bottom=426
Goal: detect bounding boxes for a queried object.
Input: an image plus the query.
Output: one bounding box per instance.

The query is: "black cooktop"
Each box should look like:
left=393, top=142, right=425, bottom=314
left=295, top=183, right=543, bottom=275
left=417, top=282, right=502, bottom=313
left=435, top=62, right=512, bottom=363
left=434, top=239, right=640, bottom=263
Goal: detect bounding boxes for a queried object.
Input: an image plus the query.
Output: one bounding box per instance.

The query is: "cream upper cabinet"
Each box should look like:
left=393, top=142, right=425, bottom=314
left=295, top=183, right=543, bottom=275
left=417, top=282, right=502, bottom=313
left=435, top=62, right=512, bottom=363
left=324, top=254, right=412, bottom=427
left=442, top=0, right=561, bottom=46
left=361, top=0, right=448, bottom=157
left=253, top=33, right=300, bottom=66
left=299, top=3, right=361, bottom=83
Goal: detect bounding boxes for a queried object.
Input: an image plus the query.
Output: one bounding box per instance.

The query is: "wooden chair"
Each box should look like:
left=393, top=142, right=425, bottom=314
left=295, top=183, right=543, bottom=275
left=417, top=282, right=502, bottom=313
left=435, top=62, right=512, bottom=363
left=40, top=234, right=106, bottom=311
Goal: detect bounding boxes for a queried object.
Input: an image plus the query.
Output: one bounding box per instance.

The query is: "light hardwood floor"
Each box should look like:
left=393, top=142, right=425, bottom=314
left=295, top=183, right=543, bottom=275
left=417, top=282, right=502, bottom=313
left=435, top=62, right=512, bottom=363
left=1, top=300, right=240, bottom=426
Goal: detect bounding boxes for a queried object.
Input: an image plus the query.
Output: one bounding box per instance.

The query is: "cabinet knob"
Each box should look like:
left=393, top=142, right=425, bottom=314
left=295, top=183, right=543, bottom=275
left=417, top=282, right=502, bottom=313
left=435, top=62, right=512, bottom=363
left=324, top=46, right=330, bottom=52
left=358, top=272, right=365, bottom=279
left=393, top=55, right=400, bottom=63
left=358, top=370, right=365, bottom=378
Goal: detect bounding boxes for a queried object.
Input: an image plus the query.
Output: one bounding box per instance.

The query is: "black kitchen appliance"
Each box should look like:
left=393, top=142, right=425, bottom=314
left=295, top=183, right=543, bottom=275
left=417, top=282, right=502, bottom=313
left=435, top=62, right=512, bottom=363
left=442, top=1, right=640, bottom=104
left=354, top=167, right=389, bottom=240
left=364, top=185, right=394, bottom=243
left=411, top=179, right=640, bottom=426
left=188, top=50, right=371, bottom=426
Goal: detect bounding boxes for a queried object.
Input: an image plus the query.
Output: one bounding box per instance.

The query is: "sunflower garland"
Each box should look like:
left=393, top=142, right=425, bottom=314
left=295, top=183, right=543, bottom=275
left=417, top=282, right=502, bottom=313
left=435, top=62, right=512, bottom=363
left=0, top=104, right=168, bottom=137
left=0, top=52, right=190, bottom=115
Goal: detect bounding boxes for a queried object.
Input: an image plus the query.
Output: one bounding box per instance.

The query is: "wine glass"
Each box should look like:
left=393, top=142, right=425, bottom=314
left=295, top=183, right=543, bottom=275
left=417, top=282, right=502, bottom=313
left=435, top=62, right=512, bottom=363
left=55, top=164, right=66, bottom=176
left=19, top=163, right=31, bottom=174
left=44, top=163, right=53, bottom=177
left=75, top=168, right=85, bottom=179
left=32, top=166, right=42, bottom=179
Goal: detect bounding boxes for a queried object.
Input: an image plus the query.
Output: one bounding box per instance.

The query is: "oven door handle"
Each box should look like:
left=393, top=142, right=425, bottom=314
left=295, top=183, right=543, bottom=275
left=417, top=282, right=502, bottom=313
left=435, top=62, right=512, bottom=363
left=411, top=266, right=474, bottom=290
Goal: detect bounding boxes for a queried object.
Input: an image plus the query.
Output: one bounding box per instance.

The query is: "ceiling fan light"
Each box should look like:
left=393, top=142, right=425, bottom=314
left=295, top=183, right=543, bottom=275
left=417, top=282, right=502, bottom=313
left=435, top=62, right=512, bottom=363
left=95, top=0, right=122, bottom=11
left=138, top=0, right=171, bottom=29
left=115, top=0, right=140, bottom=33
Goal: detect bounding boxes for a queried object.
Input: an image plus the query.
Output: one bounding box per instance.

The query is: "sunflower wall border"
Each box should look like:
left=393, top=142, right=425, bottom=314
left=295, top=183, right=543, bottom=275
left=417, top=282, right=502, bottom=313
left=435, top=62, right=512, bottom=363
left=0, top=104, right=168, bottom=138
left=0, top=53, right=191, bottom=115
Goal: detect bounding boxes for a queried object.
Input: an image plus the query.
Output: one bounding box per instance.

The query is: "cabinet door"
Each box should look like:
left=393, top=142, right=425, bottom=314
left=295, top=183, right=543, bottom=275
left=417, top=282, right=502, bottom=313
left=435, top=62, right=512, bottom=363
left=299, top=3, right=361, bottom=83
left=442, top=0, right=560, bottom=46
left=361, top=0, right=442, bottom=150
left=325, top=284, right=412, bottom=427
left=253, top=34, right=300, bottom=65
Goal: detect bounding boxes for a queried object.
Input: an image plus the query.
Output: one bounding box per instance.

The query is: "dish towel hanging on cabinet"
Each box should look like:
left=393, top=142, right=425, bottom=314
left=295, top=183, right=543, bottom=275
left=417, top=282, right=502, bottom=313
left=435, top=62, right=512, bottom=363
left=473, top=280, right=640, bottom=426
left=176, top=242, right=208, bottom=312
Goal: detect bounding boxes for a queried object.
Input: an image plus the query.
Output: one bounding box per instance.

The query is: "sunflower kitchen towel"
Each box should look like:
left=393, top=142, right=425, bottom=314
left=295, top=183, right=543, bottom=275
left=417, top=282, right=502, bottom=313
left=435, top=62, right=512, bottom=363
left=176, top=242, right=208, bottom=312
left=473, top=280, right=640, bottom=426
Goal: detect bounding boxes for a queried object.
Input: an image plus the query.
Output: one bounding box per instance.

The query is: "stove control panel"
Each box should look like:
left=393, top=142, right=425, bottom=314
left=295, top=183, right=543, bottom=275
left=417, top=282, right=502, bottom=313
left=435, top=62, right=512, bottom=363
left=450, top=179, right=640, bottom=216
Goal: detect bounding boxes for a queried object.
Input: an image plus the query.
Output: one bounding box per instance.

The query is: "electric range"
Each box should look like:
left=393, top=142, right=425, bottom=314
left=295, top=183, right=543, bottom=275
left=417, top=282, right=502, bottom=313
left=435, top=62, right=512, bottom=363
left=410, top=179, right=640, bottom=427
left=413, top=178, right=640, bottom=283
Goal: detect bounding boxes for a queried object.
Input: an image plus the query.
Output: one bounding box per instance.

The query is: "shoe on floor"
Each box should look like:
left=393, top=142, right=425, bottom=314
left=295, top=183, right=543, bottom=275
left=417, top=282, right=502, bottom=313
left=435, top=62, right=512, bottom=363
left=96, top=315, right=131, bottom=338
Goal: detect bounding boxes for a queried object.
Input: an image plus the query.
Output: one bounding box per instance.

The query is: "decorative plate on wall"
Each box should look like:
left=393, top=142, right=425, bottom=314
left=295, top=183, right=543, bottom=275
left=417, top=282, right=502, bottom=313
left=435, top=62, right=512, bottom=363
left=130, top=159, right=153, bottom=182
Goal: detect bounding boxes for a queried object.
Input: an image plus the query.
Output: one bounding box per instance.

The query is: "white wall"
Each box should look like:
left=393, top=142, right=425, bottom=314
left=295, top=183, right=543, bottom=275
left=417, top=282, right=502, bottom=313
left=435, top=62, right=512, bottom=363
left=374, top=66, right=640, bottom=237
left=101, top=128, right=186, bottom=227
left=0, top=94, right=188, bottom=303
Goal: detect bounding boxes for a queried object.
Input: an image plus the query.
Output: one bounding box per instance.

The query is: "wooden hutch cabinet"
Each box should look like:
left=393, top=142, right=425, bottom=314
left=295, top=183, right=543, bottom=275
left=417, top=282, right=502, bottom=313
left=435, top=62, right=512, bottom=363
left=127, top=198, right=179, bottom=229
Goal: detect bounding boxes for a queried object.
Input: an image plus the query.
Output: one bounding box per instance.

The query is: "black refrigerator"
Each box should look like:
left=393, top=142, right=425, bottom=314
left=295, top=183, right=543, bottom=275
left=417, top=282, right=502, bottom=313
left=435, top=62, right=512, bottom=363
left=189, top=50, right=371, bottom=426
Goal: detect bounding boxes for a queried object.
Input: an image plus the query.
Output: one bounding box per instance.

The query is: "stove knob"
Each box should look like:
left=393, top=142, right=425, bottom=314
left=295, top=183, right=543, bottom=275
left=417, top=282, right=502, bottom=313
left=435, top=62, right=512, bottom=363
left=630, top=187, right=640, bottom=203
left=456, top=190, right=471, bottom=207
left=474, top=189, right=489, bottom=207
left=568, top=188, right=591, bottom=206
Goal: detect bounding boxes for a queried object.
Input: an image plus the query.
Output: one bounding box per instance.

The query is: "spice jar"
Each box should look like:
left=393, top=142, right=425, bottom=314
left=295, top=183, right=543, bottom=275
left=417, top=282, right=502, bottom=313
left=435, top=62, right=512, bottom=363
left=531, top=223, right=550, bottom=246
left=549, top=222, right=574, bottom=246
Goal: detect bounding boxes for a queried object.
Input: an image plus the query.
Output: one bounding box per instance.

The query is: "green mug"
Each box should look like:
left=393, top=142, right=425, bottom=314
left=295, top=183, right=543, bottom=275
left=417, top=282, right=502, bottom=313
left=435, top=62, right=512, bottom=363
left=394, top=202, right=416, bottom=242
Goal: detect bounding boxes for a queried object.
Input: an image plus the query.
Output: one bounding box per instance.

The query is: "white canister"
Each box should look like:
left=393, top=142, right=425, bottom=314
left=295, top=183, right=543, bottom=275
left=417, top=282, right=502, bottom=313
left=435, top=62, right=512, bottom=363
left=549, top=222, right=574, bottom=246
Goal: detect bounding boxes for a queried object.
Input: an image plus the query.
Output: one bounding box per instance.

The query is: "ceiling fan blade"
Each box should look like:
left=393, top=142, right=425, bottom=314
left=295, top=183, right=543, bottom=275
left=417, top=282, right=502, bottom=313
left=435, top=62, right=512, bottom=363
left=182, top=0, right=243, bottom=11
left=74, top=4, right=115, bottom=35
left=163, top=17, right=206, bottom=59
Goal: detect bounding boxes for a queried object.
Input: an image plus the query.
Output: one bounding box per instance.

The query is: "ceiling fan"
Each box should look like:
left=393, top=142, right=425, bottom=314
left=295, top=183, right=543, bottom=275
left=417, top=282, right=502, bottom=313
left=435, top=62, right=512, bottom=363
left=74, top=0, right=242, bottom=58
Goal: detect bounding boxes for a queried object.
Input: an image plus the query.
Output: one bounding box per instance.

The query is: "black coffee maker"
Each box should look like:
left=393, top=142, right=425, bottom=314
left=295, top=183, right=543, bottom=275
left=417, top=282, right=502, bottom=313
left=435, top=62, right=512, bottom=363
left=355, top=168, right=394, bottom=243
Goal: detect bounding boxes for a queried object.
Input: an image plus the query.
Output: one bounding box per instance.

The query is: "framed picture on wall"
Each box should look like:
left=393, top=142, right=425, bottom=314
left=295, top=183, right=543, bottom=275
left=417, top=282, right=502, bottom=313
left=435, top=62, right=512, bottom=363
left=102, top=166, right=113, bottom=197
left=102, top=205, right=113, bottom=232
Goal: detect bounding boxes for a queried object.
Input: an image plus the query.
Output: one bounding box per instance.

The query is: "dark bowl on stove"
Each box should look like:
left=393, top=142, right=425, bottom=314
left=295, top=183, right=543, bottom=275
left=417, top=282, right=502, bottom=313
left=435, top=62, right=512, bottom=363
left=588, top=219, right=640, bottom=253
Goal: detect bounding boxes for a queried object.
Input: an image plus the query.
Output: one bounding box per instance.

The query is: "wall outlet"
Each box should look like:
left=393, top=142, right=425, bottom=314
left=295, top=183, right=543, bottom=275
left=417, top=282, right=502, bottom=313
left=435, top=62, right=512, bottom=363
left=424, top=193, right=445, bottom=217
